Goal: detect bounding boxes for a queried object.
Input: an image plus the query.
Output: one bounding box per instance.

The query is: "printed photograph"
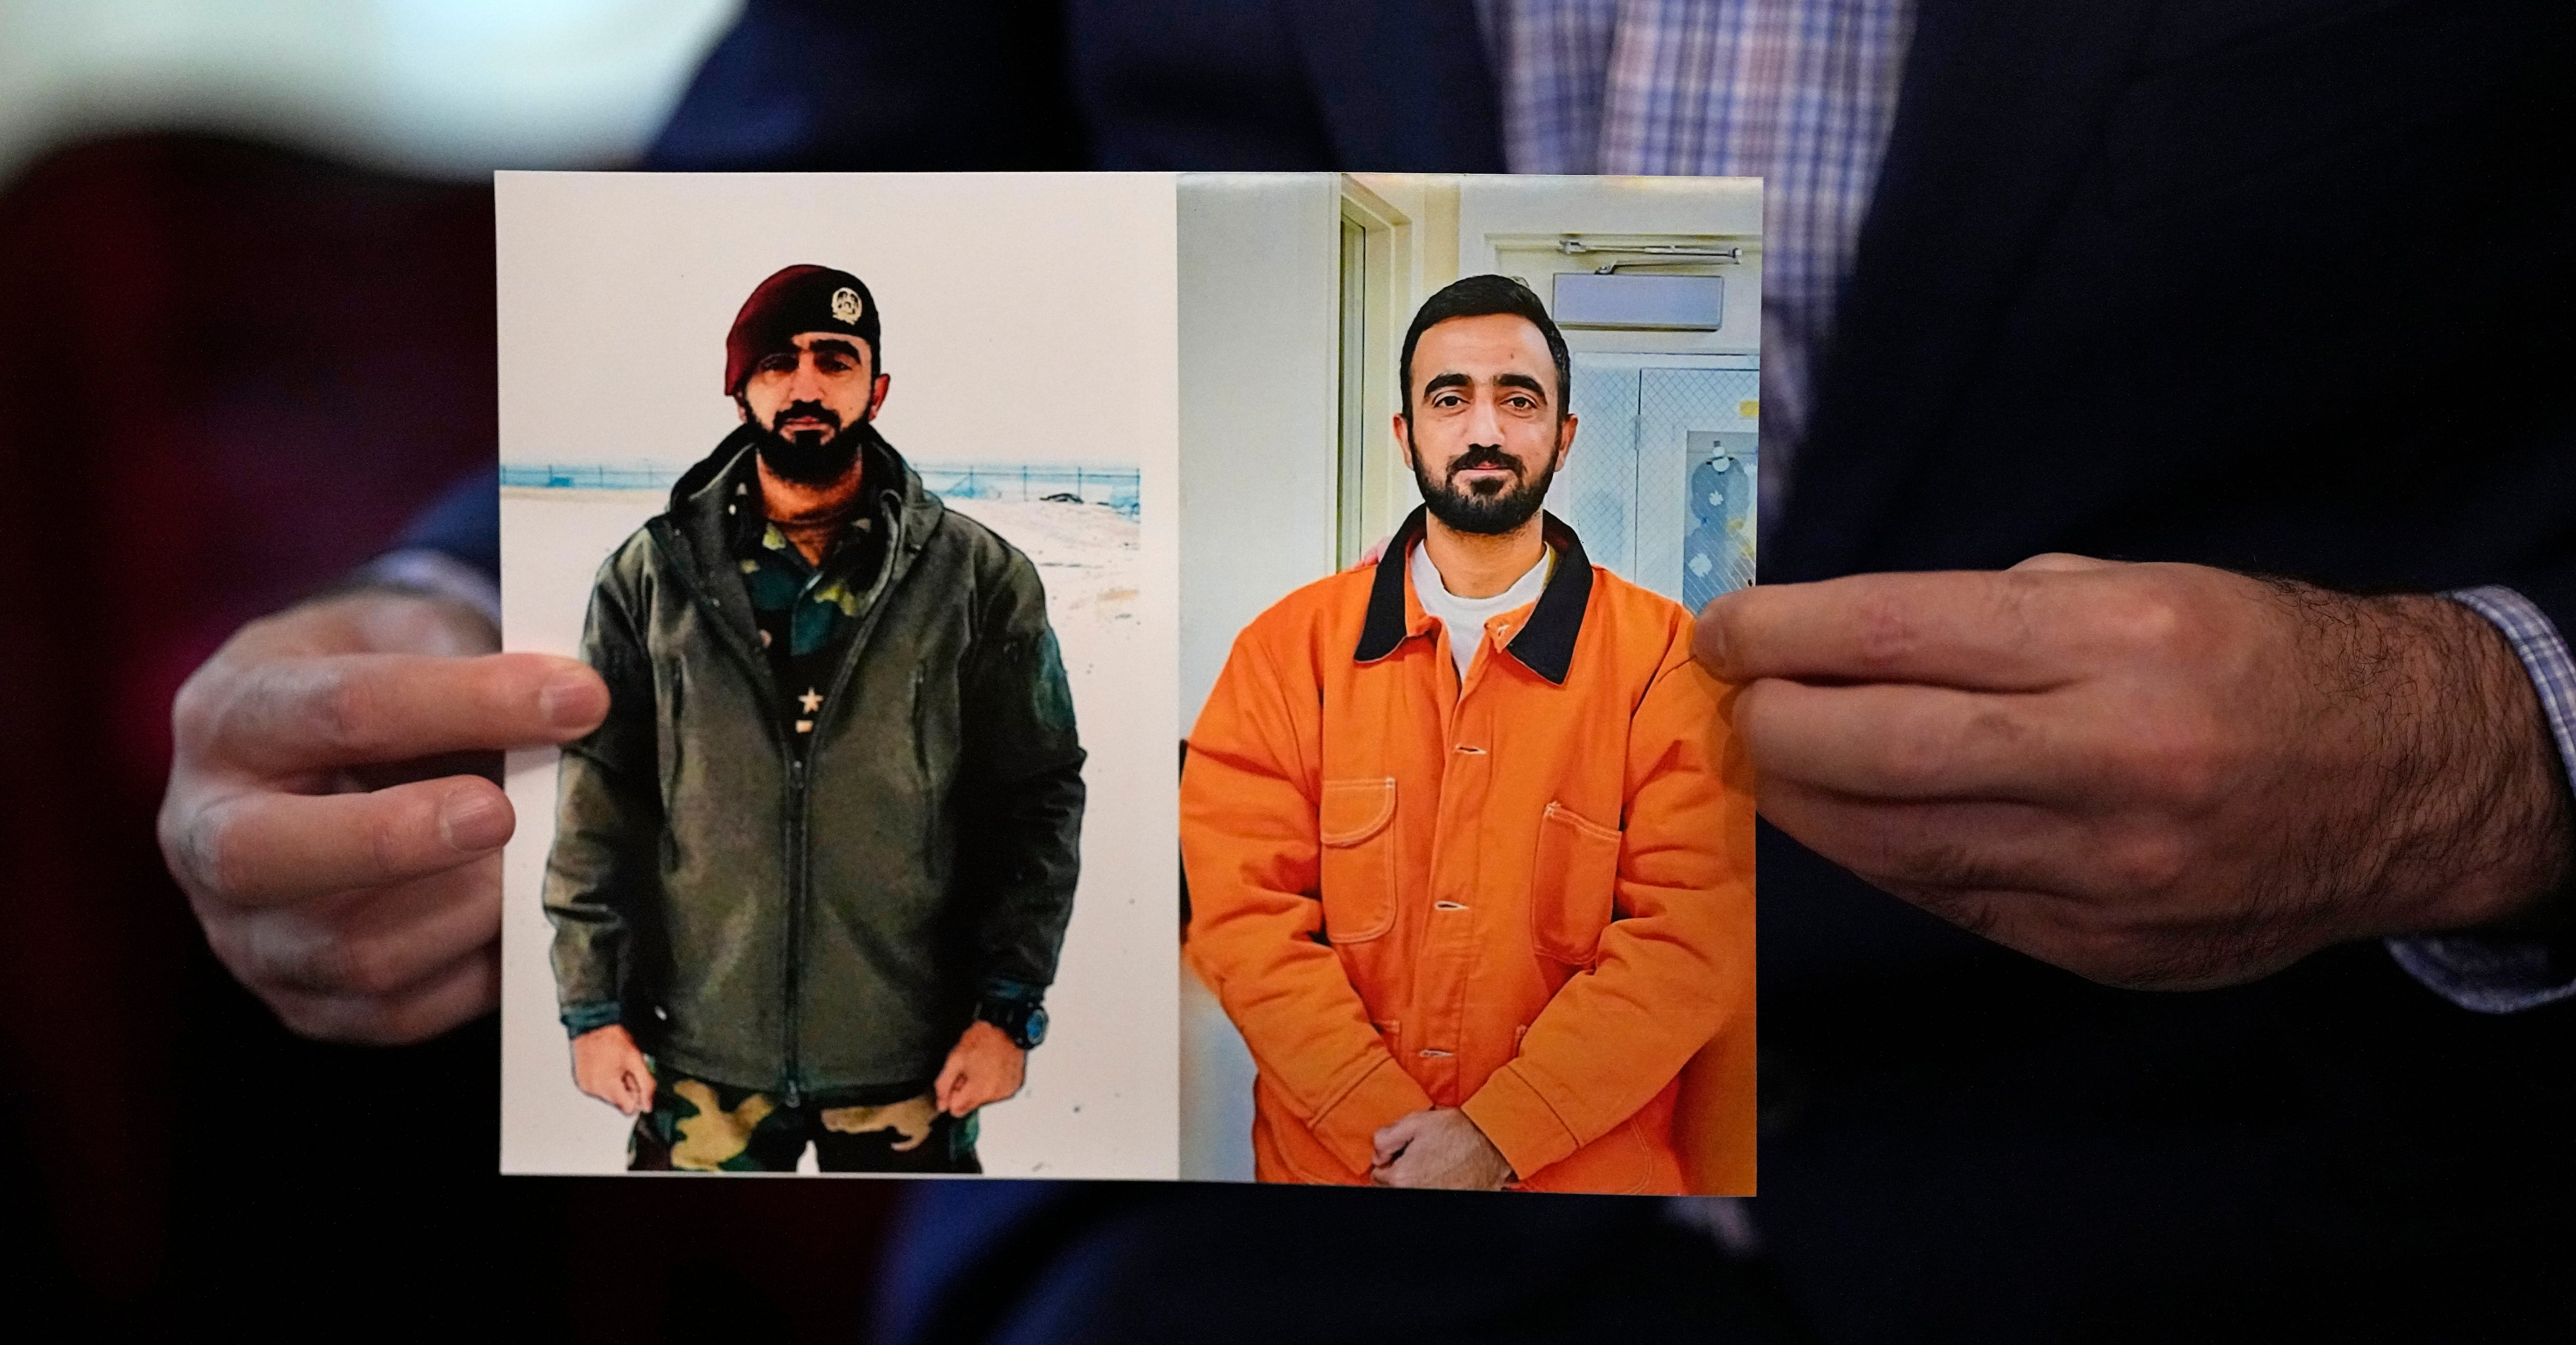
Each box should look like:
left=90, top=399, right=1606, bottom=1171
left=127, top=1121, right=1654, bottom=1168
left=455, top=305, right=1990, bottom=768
left=497, top=173, right=1179, bottom=1178
left=1176, top=173, right=1761, bottom=1194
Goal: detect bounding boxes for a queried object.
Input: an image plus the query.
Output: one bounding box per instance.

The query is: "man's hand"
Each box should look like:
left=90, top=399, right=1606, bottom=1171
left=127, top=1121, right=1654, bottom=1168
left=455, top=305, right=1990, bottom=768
left=1696, top=556, right=2575, bottom=988
left=571, top=1022, right=655, bottom=1114
left=1370, top=1107, right=1515, bottom=1190
left=933, top=1020, right=1026, bottom=1117
left=158, top=589, right=609, bottom=1044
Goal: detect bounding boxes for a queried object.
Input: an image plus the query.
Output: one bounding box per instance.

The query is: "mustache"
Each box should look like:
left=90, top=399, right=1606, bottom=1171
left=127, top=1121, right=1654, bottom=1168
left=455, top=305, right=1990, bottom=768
left=768, top=400, right=843, bottom=434
left=1444, top=445, right=1524, bottom=479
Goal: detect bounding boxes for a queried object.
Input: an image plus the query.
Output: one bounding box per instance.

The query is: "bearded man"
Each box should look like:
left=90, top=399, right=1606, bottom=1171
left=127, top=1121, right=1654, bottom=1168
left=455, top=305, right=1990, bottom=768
left=1181, top=275, right=1755, bottom=1193
left=543, top=263, right=1083, bottom=1172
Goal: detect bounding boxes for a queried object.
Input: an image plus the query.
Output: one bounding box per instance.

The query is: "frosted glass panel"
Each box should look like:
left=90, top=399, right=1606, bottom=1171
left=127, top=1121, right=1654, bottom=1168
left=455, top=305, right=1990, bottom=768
left=1554, top=358, right=1757, bottom=612
left=1560, top=358, right=1640, bottom=579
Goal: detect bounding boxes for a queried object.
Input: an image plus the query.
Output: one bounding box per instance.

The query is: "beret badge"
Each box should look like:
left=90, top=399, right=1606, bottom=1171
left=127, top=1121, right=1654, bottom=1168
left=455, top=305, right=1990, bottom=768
left=831, top=287, right=865, bottom=323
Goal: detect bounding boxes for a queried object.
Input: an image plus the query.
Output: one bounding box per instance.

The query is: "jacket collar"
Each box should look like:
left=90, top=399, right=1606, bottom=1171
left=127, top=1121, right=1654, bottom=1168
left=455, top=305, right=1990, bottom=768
left=1356, top=505, right=1594, bottom=685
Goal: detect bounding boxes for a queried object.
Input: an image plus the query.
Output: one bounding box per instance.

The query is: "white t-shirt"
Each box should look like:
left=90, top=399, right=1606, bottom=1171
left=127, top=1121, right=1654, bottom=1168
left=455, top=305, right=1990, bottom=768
left=1410, top=541, right=1551, bottom=684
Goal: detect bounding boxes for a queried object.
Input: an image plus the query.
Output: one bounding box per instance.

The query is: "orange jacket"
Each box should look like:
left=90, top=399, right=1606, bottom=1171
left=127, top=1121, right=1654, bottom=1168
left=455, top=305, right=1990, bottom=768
left=1182, top=509, right=1755, bottom=1193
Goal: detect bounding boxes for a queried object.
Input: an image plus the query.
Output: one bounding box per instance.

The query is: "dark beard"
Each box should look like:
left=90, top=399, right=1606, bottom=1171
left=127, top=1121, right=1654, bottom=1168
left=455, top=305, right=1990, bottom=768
left=753, top=405, right=869, bottom=486
left=1412, top=442, right=1557, bottom=535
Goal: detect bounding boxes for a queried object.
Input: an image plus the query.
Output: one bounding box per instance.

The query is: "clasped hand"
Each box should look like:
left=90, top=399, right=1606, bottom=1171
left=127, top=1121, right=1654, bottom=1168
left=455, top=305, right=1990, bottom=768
left=1696, top=556, right=2573, bottom=988
left=1371, top=1107, right=1513, bottom=1189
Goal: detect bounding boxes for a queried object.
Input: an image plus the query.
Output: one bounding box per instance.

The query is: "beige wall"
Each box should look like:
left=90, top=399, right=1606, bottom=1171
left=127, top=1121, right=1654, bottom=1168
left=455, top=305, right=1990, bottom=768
left=1176, top=175, right=1341, bottom=731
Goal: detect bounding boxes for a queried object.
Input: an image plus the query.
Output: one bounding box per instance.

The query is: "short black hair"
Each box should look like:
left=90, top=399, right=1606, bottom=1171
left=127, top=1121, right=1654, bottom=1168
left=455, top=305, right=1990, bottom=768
left=1398, top=274, right=1572, bottom=422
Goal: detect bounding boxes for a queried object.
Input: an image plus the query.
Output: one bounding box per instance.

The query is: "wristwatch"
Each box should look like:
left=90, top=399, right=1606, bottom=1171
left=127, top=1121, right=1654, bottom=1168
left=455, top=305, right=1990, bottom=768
left=976, top=997, right=1048, bottom=1050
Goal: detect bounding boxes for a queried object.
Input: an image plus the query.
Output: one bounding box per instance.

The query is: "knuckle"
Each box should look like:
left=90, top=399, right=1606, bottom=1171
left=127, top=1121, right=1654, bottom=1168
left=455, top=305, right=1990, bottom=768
left=168, top=665, right=226, bottom=752
left=246, top=907, right=395, bottom=999
left=309, top=665, right=379, bottom=755
left=317, top=933, right=408, bottom=999
left=182, top=812, right=250, bottom=899
left=155, top=801, right=202, bottom=892
left=366, top=806, right=416, bottom=886
left=2102, top=576, right=2197, bottom=655
left=1851, top=591, right=1921, bottom=671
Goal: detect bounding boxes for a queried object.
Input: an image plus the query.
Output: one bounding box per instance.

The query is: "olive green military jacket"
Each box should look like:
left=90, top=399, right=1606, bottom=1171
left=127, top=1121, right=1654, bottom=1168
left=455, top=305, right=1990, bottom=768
left=542, top=432, right=1084, bottom=1102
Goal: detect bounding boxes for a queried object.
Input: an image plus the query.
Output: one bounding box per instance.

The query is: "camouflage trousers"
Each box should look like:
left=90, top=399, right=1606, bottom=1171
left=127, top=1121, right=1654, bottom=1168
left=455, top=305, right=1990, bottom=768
left=629, top=1073, right=981, bottom=1174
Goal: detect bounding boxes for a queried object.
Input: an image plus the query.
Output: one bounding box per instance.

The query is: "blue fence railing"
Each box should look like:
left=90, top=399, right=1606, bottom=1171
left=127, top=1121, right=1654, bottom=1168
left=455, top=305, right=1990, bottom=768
left=501, top=463, right=679, bottom=490
left=501, top=461, right=1140, bottom=517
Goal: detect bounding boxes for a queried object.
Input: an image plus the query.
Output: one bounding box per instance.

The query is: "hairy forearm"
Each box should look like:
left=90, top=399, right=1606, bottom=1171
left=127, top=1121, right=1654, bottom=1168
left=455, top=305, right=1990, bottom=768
left=2333, top=590, right=2576, bottom=937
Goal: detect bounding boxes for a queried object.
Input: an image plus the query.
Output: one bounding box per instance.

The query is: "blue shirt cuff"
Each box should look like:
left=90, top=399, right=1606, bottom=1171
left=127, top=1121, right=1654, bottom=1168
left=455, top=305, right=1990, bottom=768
left=2383, top=586, right=2576, bottom=1014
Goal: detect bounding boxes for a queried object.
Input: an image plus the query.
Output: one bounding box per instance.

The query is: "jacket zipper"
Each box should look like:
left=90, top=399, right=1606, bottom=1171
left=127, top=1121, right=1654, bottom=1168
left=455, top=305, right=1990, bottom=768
left=783, top=500, right=916, bottom=1108
left=783, top=752, right=806, bottom=1108
left=651, top=468, right=931, bottom=1108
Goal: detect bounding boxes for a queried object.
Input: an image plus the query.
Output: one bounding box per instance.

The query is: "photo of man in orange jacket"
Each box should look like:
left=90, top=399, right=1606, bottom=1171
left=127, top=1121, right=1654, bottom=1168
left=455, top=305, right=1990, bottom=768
left=1181, top=275, right=1755, bottom=1195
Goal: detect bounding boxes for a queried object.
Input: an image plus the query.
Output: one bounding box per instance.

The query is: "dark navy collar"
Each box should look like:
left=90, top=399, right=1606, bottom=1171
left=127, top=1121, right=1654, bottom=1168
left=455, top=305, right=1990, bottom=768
left=1355, top=506, right=1594, bottom=685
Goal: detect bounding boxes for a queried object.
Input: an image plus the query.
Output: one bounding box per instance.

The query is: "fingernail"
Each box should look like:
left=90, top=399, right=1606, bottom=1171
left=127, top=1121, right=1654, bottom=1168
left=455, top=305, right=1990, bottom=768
left=439, top=787, right=513, bottom=852
left=539, top=670, right=605, bottom=731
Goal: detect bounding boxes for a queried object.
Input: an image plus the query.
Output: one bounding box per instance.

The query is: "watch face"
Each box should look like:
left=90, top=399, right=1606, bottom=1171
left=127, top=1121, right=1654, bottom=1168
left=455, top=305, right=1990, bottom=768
left=1023, top=1005, right=1048, bottom=1049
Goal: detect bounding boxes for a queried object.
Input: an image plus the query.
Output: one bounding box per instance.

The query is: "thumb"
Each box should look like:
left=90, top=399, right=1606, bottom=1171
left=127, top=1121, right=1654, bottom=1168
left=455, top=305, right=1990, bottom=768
left=935, top=1055, right=964, bottom=1115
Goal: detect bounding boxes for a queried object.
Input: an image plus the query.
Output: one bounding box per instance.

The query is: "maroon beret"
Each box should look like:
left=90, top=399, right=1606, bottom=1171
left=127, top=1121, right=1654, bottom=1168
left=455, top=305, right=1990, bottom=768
left=723, top=264, right=880, bottom=394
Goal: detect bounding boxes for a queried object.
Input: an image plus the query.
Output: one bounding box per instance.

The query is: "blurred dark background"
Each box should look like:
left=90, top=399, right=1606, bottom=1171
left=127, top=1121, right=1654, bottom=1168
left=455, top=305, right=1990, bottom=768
left=0, top=4, right=907, bottom=1336
left=15, top=5, right=2576, bottom=1340
left=0, top=129, right=899, bottom=1341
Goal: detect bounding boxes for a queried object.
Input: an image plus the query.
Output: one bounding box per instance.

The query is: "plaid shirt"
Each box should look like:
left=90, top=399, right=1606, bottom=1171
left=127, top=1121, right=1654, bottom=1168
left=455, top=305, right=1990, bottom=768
left=1477, top=0, right=1915, bottom=491
left=1475, top=1, right=2576, bottom=1013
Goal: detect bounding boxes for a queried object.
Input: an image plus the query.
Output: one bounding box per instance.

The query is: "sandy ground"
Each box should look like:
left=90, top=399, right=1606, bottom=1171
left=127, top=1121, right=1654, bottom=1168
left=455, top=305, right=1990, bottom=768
left=498, top=487, right=1177, bottom=1178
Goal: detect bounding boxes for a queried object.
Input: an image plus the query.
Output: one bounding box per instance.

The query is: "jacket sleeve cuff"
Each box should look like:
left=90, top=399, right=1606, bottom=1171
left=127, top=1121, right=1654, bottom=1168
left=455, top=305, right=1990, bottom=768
left=977, top=976, right=1045, bottom=1008
left=560, top=1001, right=623, bottom=1037
left=1310, top=1056, right=1436, bottom=1175
left=2382, top=587, right=2576, bottom=1014
left=1461, top=1063, right=1581, bottom=1180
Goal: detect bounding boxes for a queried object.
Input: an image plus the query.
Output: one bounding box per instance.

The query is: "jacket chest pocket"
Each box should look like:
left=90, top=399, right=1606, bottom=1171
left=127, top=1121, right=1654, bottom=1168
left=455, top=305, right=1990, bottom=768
left=1317, top=778, right=1398, bottom=944
left=1531, top=802, right=1621, bottom=965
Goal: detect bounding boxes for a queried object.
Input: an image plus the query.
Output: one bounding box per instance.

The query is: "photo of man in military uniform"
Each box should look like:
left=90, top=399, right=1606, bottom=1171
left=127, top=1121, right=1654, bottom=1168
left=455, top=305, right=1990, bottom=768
left=543, top=263, right=1085, bottom=1173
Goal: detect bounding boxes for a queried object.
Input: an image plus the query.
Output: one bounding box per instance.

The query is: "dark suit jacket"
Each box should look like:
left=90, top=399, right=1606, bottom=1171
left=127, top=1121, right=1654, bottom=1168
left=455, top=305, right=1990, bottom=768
left=651, top=3, right=2576, bottom=1340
